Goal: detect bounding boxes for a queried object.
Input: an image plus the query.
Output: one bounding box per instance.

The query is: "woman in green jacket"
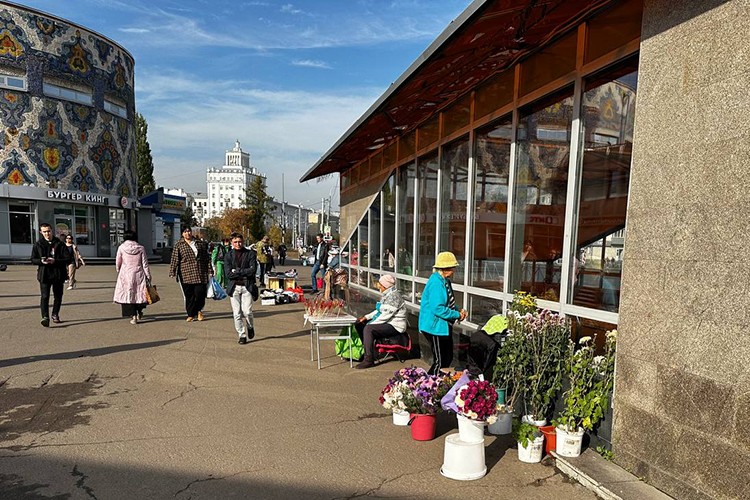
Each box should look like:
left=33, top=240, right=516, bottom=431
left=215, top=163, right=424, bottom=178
left=212, top=238, right=230, bottom=287
left=418, top=252, right=467, bottom=375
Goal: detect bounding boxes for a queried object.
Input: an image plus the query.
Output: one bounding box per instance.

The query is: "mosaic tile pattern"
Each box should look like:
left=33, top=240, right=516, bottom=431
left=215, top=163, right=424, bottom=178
left=0, top=4, right=136, bottom=195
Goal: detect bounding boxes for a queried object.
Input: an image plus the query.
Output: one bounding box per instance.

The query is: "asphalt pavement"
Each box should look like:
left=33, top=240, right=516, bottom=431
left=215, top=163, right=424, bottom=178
left=0, top=262, right=596, bottom=500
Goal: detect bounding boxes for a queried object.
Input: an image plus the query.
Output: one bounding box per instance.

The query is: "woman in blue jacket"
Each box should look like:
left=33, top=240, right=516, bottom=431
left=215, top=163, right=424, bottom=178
left=418, top=252, right=467, bottom=375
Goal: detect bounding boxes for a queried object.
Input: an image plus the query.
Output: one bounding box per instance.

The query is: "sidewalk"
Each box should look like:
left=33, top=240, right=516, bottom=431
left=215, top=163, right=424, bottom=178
left=0, top=263, right=597, bottom=500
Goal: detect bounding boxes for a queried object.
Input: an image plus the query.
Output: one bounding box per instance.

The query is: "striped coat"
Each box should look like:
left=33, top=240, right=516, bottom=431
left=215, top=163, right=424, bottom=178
left=169, top=239, right=211, bottom=284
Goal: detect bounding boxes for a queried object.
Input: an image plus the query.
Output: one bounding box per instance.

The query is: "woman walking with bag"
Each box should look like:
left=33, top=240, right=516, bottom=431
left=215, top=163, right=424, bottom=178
left=114, top=230, right=152, bottom=325
left=64, top=234, right=85, bottom=290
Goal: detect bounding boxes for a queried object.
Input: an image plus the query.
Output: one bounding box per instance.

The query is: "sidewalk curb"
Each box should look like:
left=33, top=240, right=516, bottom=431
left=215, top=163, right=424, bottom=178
left=553, top=450, right=675, bottom=500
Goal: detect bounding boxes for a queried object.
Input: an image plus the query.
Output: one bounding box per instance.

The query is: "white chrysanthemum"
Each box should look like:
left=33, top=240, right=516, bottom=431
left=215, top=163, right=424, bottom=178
left=606, top=330, right=618, bottom=339
left=487, top=415, right=498, bottom=425
left=579, top=336, right=592, bottom=345
left=593, top=355, right=605, bottom=365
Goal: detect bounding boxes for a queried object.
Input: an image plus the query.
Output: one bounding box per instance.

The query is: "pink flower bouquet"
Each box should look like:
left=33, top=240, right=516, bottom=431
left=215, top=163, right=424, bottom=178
left=454, top=379, right=499, bottom=423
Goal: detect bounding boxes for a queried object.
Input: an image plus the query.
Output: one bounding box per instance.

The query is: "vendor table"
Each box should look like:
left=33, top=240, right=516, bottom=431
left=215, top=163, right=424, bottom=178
left=305, top=314, right=358, bottom=369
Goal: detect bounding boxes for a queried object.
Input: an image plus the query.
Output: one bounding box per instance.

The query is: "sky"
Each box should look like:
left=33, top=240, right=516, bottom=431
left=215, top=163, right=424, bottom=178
left=21, top=0, right=471, bottom=210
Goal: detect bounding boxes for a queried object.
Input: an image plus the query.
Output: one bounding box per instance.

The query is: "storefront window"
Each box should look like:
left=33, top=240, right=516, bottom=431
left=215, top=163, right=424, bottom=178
left=382, top=174, right=396, bottom=272
left=341, top=242, right=349, bottom=266
left=419, top=115, right=440, bottom=150
left=398, top=278, right=413, bottom=303
left=439, top=137, right=469, bottom=284
left=397, top=163, right=415, bottom=276
left=9, top=203, right=34, bottom=244
left=75, top=206, right=95, bottom=245
left=399, top=130, right=416, bottom=160
left=570, top=60, right=638, bottom=312
left=519, top=32, right=577, bottom=97
left=358, top=212, right=369, bottom=269
left=510, top=89, right=574, bottom=301
left=416, top=151, right=438, bottom=277
left=475, top=69, right=514, bottom=121
left=370, top=194, right=381, bottom=270
left=468, top=294, right=503, bottom=327
left=443, top=95, right=471, bottom=137
left=585, top=0, right=643, bottom=64
left=350, top=227, right=359, bottom=267
left=472, top=116, right=511, bottom=292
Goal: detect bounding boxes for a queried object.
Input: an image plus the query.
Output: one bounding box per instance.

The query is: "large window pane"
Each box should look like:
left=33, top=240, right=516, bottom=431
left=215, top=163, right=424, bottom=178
left=570, top=60, right=638, bottom=312
left=475, top=69, right=514, bottom=121
left=341, top=242, right=349, bottom=266
left=443, top=95, right=471, bottom=137
left=358, top=212, right=369, bottom=269
left=370, top=194, right=381, bottom=270
left=472, top=116, right=512, bottom=292
left=510, top=89, right=574, bottom=301
left=439, top=137, right=469, bottom=283
left=416, top=151, right=438, bottom=277
left=519, top=32, right=577, bottom=97
left=350, top=228, right=359, bottom=267
left=397, top=163, right=415, bottom=275
left=468, top=294, right=503, bottom=327
left=9, top=204, right=33, bottom=244
left=399, top=131, right=416, bottom=160
left=585, top=0, right=643, bottom=63
left=382, top=174, right=396, bottom=272
left=398, top=278, right=413, bottom=303
left=418, top=115, right=439, bottom=150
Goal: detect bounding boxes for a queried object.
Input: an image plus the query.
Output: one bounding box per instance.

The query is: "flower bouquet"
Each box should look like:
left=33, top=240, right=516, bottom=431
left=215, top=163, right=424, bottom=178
left=454, top=379, right=499, bottom=423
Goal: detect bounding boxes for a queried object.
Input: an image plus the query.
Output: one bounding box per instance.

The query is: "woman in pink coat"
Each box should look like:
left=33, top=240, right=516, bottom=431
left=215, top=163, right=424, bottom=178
left=114, top=230, right=152, bottom=324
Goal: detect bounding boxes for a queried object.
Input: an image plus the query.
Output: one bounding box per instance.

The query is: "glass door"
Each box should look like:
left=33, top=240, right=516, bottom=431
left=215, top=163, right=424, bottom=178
left=109, top=208, right=126, bottom=254
left=54, top=215, right=73, bottom=240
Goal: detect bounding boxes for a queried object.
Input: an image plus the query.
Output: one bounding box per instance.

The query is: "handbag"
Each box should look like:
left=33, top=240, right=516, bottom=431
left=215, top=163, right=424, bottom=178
left=146, top=280, right=160, bottom=305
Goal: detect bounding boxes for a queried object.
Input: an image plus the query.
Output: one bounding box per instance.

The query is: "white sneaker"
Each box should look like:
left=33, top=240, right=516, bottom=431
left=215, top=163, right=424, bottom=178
left=130, top=317, right=138, bottom=325
left=67, top=286, right=73, bottom=290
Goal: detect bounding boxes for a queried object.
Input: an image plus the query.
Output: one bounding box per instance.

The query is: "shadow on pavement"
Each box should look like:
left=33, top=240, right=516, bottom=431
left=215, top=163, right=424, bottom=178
left=0, top=339, right=186, bottom=368
left=0, top=300, right=114, bottom=313
left=251, top=329, right=308, bottom=343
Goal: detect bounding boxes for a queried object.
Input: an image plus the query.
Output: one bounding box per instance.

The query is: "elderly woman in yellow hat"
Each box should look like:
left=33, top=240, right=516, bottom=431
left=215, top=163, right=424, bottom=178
left=418, top=251, right=467, bottom=375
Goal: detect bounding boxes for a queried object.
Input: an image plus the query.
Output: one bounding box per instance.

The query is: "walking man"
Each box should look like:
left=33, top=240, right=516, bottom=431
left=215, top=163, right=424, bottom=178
left=277, top=243, right=287, bottom=266
left=169, top=226, right=212, bottom=322
left=311, top=233, right=328, bottom=293
left=31, top=223, right=71, bottom=326
left=256, top=235, right=271, bottom=287
left=224, top=232, right=257, bottom=344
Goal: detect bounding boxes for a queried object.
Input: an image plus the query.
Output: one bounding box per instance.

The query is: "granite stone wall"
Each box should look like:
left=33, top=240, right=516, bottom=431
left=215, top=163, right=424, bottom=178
left=614, top=1, right=750, bottom=499
left=0, top=2, right=136, bottom=197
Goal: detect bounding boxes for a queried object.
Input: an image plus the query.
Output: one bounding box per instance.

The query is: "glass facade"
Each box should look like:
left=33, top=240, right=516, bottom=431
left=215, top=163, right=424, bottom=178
left=339, top=6, right=640, bottom=331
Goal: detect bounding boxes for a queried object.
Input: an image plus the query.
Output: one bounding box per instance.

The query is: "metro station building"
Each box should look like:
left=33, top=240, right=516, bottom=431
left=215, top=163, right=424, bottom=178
left=301, top=1, right=749, bottom=499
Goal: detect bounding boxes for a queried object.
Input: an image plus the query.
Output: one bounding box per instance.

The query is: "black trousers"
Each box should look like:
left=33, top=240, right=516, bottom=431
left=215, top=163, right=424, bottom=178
left=40, top=280, right=64, bottom=319
left=121, top=303, right=147, bottom=317
left=259, top=263, right=268, bottom=286
left=423, top=330, right=453, bottom=375
left=182, top=283, right=207, bottom=318
left=279, top=255, right=286, bottom=266
left=355, top=322, right=401, bottom=359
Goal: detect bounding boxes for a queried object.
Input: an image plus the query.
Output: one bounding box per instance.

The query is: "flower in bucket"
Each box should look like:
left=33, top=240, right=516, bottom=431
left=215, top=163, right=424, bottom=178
left=454, top=380, right=499, bottom=423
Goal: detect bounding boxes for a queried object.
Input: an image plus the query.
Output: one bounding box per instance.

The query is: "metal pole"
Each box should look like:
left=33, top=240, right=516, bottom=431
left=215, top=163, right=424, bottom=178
left=281, top=173, right=286, bottom=242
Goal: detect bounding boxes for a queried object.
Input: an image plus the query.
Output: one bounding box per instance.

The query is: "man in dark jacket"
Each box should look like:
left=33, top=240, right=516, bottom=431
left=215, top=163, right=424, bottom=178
left=277, top=243, right=287, bottom=266
left=311, top=233, right=328, bottom=293
left=224, top=232, right=257, bottom=344
left=31, top=223, right=71, bottom=326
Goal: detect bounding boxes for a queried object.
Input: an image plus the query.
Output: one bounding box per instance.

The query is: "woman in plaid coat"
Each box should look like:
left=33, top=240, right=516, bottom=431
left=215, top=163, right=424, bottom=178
left=169, top=227, right=212, bottom=321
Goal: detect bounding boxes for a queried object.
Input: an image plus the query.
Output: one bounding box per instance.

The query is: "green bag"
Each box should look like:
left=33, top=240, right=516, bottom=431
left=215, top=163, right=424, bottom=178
left=335, top=326, right=364, bottom=361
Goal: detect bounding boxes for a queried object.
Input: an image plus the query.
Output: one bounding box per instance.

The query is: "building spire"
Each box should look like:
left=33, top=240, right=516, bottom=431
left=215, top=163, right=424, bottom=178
left=234, top=139, right=241, bottom=151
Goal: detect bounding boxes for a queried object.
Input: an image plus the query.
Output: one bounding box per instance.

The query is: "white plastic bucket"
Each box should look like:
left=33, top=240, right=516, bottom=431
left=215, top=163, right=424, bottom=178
left=555, top=426, right=584, bottom=457
left=441, top=433, right=487, bottom=481
left=488, top=412, right=513, bottom=435
left=522, top=414, right=547, bottom=427
left=517, top=435, right=544, bottom=463
left=392, top=410, right=410, bottom=426
left=457, top=414, right=486, bottom=443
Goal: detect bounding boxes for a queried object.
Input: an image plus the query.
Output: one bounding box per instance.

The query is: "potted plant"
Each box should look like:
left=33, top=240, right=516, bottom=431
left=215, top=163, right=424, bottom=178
left=453, top=379, right=498, bottom=443
left=380, top=367, right=428, bottom=426
left=554, top=330, right=617, bottom=457
left=395, top=367, right=452, bottom=441
left=513, top=419, right=544, bottom=463
left=490, top=319, right=527, bottom=435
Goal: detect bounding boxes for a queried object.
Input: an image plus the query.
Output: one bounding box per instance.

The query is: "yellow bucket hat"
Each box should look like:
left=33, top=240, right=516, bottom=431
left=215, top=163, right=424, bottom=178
left=433, top=251, right=459, bottom=269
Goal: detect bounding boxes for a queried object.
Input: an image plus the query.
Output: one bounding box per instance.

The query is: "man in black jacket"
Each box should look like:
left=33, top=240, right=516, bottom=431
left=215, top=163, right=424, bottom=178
left=30, top=223, right=71, bottom=326
left=224, top=232, right=258, bottom=344
left=311, top=233, right=328, bottom=293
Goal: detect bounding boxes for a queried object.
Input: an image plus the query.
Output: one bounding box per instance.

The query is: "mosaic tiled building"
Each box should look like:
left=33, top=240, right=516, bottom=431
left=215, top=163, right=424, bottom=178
left=0, top=1, right=138, bottom=259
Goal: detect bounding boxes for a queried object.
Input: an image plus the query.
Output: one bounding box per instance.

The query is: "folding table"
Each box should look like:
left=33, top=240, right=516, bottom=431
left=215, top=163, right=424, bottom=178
left=305, top=314, right=358, bottom=369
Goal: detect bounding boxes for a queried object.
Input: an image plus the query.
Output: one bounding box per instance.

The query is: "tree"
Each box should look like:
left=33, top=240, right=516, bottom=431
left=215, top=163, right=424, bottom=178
left=181, top=206, right=198, bottom=229
left=204, top=217, right=223, bottom=242
left=267, top=223, right=283, bottom=247
left=218, top=208, right=252, bottom=241
left=135, top=113, right=155, bottom=197
left=243, top=176, right=274, bottom=242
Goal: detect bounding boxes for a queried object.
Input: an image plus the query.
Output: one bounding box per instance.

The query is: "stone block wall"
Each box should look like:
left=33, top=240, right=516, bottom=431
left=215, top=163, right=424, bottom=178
left=614, top=1, right=750, bottom=499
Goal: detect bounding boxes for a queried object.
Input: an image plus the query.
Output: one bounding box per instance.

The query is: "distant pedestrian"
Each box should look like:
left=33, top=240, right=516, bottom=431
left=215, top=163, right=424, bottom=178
left=256, top=235, right=271, bottom=286
left=311, top=233, right=328, bottom=293
left=224, top=232, right=257, bottom=344
left=212, top=238, right=230, bottom=287
left=169, top=226, right=212, bottom=322
left=277, top=243, right=287, bottom=266
left=114, top=230, right=152, bottom=325
left=64, top=234, right=85, bottom=290
left=31, top=223, right=71, bottom=327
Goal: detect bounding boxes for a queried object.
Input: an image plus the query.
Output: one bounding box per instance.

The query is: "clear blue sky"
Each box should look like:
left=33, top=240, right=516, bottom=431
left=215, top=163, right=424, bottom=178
left=21, top=0, right=471, bottom=209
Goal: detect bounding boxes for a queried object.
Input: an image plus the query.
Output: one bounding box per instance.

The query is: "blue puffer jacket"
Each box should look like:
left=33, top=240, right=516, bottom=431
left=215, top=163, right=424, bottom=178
left=418, top=272, right=460, bottom=336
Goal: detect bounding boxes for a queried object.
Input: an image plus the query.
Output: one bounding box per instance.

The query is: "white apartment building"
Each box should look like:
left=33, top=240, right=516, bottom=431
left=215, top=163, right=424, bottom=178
left=189, top=141, right=265, bottom=224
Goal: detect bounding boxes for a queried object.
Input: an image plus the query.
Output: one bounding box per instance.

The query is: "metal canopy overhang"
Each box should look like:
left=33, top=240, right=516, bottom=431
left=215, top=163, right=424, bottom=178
left=300, top=0, right=615, bottom=183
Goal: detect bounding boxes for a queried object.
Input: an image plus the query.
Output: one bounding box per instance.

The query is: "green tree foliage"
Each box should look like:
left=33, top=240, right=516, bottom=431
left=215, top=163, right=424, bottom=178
left=243, top=175, right=274, bottom=242
left=204, top=217, right=223, bottom=242
left=135, top=113, right=155, bottom=197
left=267, top=223, right=283, bottom=247
left=180, top=206, right=198, bottom=229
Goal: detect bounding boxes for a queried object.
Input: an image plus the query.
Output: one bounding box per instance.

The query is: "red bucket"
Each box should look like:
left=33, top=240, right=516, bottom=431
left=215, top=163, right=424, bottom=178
left=409, top=414, right=437, bottom=441
left=317, top=278, right=324, bottom=289
left=540, top=425, right=556, bottom=455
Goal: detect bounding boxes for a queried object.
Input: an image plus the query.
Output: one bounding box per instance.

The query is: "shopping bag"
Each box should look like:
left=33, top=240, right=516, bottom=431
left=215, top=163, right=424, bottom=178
left=209, top=276, right=227, bottom=300
left=206, top=280, right=215, bottom=299
left=145, top=280, right=160, bottom=305
left=335, top=326, right=364, bottom=361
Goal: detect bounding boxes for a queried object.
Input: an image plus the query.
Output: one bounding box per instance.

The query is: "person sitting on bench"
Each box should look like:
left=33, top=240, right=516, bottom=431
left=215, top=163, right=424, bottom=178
left=354, top=274, right=407, bottom=370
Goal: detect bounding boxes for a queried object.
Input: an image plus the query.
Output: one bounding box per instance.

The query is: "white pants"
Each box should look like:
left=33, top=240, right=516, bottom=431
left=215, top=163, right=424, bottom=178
left=230, top=285, right=254, bottom=338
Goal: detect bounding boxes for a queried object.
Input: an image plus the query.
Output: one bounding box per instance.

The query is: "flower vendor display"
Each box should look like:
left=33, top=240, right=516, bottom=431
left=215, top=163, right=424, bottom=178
left=554, top=330, right=617, bottom=457
left=512, top=419, right=544, bottom=463
left=380, top=367, right=427, bottom=426
left=453, top=379, right=499, bottom=443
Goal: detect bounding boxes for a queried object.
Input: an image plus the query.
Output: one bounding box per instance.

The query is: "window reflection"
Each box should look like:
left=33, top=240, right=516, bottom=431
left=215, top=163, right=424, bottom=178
left=382, top=174, right=396, bottom=271
left=472, top=116, right=511, bottom=291
left=510, top=89, right=574, bottom=300
left=468, top=295, right=503, bottom=327
left=570, top=60, right=637, bottom=312
left=397, top=163, right=416, bottom=276
left=439, top=137, right=469, bottom=283
left=358, top=213, right=369, bottom=285
left=370, top=194, right=381, bottom=270
left=416, top=151, right=438, bottom=277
